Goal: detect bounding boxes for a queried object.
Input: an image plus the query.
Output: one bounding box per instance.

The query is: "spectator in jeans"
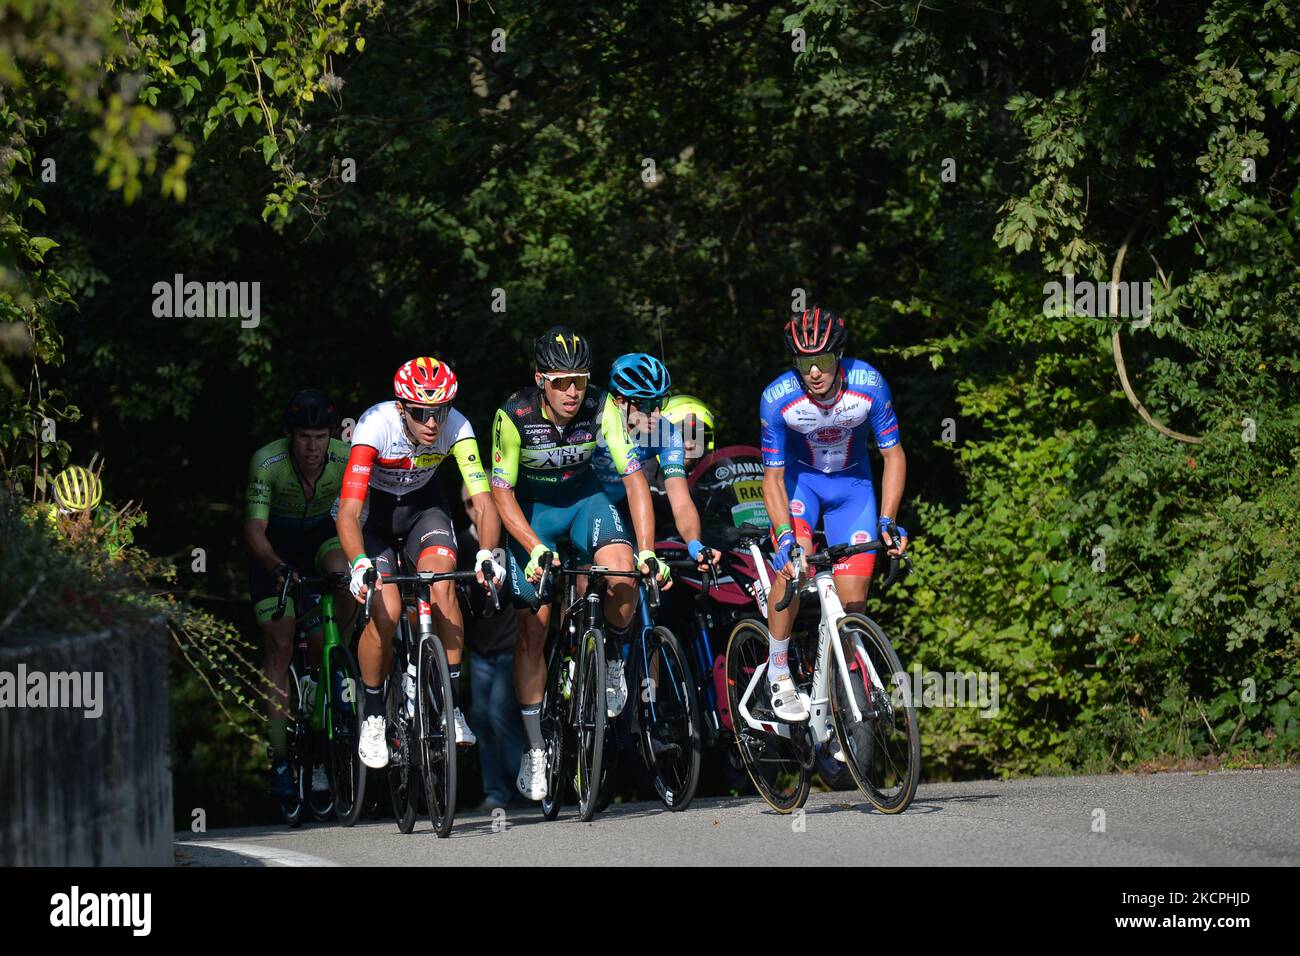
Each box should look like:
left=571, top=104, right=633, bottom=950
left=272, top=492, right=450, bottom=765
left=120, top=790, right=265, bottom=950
left=459, top=484, right=525, bottom=812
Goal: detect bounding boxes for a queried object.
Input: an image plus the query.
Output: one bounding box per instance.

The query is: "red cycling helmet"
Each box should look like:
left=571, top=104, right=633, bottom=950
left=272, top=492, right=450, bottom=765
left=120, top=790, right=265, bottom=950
left=394, top=357, right=458, bottom=404
left=784, top=306, right=847, bottom=355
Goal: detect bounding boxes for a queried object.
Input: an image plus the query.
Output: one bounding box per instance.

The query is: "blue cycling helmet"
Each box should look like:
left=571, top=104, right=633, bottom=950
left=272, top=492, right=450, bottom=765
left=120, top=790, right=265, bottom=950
left=608, top=353, right=672, bottom=401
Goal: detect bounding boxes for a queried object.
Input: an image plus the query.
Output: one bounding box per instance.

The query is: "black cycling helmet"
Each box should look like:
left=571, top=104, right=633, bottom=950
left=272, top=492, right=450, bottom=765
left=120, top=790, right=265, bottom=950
left=784, top=305, right=847, bottom=356
left=283, top=388, right=339, bottom=430
left=534, top=325, right=592, bottom=373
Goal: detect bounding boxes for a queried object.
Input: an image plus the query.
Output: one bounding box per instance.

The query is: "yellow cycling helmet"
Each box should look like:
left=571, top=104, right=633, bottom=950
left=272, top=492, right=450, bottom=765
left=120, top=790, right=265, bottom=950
left=661, top=394, right=715, bottom=455
left=53, top=464, right=103, bottom=511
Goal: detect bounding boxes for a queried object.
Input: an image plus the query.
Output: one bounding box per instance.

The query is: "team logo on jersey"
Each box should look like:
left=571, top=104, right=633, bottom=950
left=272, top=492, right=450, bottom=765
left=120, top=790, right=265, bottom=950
left=568, top=430, right=593, bottom=444
left=790, top=499, right=805, bottom=516
left=812, top=426, right=847, bottom=444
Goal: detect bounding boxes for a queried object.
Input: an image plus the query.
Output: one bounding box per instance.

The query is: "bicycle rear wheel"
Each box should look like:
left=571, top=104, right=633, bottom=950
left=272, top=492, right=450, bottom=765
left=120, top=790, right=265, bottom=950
left=327, top=644, right=367, bottom=826
left=724, top=619, right=810, bottom=813
left=634, top=626, right=701, bottom=811
left=419, top=635, right=457, bottom=837
left=575, top=627, right=607, bottom=822
left=386, top=641, right=418, bottom=834
left=831, top=613, right=920, bottom=813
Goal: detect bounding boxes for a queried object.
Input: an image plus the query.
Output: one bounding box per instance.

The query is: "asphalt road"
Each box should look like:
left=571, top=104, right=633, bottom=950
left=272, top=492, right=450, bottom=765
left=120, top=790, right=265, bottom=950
left=174, top=768, right=1299, bottom=866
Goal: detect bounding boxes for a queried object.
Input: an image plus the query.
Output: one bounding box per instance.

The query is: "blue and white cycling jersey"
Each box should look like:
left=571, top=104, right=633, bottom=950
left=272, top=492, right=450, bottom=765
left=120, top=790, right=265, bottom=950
left=759, top=357, right=900, bottom=473
left=591, top=413, right=688, bottom=503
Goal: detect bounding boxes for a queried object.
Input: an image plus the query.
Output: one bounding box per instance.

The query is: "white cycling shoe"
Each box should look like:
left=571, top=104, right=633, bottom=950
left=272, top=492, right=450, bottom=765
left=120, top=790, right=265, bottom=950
left=454, top=708, right=476, bottom=747
left=769, top=673, right=810, bottom=722
left=358, top=714, right=389, bottom=768
left=606, top=658, right=627, bottom=717
left=517, top=748, right=548, bottom=801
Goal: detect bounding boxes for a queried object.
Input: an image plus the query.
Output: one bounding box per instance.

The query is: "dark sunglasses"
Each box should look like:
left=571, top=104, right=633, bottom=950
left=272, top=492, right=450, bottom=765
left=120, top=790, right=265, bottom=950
left=403, top=402, right=451, bottom=424
left=792, top=352, right=839, bottom=375
left=627, top=396, right=663, bottom=415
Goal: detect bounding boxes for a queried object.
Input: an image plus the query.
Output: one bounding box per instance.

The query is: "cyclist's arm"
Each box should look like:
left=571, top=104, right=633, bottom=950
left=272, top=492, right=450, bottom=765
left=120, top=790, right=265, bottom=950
left=243, top=518, right=284, bottom=574
left=244, top=454, right=283, bottom=573
left=336, top=443, right=377, bottom=565
left=622, top=468, right=656, bottom=554
left=452, top=435, right=501, bottom=552
left=762, top=465, right=794, bottom=536
left=489, top=408, right=541, bottom=554
left=869, top=375, right=907, bottom=547
left=664, top=474, right=703, bottom=546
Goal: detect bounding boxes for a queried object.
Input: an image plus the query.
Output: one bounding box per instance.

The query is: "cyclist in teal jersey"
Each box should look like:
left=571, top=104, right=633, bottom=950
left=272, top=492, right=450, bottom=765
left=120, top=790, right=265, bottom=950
left=490, top=327, right=672, bottom=800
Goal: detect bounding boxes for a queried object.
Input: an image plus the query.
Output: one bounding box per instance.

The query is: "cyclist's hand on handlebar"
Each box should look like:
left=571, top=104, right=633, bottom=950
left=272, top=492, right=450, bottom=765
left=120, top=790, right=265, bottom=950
left=878, top=516, right=910, bottom=558
left=639, top=549, right=672, bottom=590
left=771, top=530, right=800, bottom=579
left=273, top=561, right=297, bottom=590
left=349, top=556, right=379, bottom=601
left=524, top=543, right=550, bottom=585
left=687, top=540, right=720, bottom=572
left=475, top=548, right=506, bottom=588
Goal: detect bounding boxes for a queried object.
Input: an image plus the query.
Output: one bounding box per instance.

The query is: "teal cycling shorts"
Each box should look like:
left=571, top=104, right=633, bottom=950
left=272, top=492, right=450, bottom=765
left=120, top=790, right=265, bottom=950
left=506, top=482, right=633, bottom=608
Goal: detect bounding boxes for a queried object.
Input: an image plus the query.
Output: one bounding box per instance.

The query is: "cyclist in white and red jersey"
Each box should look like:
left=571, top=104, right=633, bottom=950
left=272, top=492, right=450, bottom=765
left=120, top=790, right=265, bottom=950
left=335, top=357, right=505, bottom=769
left=759, top=307, right=909, bottom=722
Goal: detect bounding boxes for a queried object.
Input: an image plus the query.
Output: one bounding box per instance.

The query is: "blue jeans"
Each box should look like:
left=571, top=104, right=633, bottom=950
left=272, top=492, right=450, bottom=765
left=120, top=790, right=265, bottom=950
left=470, top=650, right=525, bottom=806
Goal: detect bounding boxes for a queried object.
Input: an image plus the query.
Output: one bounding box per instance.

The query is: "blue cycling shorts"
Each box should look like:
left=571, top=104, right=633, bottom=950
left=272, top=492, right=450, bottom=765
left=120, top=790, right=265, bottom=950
left=785, top=461, right=878, bottom=577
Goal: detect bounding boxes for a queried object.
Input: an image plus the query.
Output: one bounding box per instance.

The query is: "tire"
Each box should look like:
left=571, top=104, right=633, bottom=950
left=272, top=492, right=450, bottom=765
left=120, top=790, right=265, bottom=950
left=327, top=644, right=367, bottom=826
left=540, top=638, right=569, bottom=821
left=387, top=639, right=418, bottom=834
left=575, top=627, right=607, bottom=822
left=633, top=626, right=701, bottom=811
left=723, top=619, right=810, bottom=813
left=418, top=635, right=457, bottom=837
left=831, top=613, right=920, bottom=814
left=280, top=662, right=306, bottom=828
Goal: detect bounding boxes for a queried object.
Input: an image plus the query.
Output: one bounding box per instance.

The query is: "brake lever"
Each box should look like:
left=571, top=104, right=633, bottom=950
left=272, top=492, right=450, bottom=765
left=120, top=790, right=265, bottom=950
left=480, top=559, right=501, bottom=613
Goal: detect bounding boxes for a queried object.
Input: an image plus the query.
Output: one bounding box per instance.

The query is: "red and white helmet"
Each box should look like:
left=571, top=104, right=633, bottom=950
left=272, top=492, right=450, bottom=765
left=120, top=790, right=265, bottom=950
left=393, top=357, right=458, bottom=404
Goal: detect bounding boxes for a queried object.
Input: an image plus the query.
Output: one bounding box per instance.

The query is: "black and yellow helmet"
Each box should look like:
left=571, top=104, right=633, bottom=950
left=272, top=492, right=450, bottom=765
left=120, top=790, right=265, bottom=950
left=53, top=465, right=103, bottom=511
left=534, top=326, right=592, bottom=373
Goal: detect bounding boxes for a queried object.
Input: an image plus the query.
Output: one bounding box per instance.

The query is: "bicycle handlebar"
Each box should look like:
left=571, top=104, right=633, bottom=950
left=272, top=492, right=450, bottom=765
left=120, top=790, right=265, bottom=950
left=271, top=570, right=349, bottom=621
left=772, top=539, right=911, bottom=611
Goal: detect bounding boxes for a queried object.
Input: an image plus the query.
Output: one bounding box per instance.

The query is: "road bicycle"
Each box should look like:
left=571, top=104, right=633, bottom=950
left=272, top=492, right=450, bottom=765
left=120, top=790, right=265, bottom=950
left=724, top=536, right=919, bottom=814
left=271, top=572, right=366, bottom=827
left=358, top=551, right=497, bottom=836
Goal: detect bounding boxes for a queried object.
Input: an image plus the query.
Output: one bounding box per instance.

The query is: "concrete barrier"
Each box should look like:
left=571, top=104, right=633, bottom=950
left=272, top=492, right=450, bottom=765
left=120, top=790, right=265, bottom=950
left=0, top=624, right=173, bottom=866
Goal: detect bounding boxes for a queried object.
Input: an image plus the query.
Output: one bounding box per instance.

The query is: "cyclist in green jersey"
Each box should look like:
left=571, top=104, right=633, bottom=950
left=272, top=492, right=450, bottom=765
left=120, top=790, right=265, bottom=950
left=490, top=326, right=671, bottom=801
left=244, top=389, right=352, bottom=798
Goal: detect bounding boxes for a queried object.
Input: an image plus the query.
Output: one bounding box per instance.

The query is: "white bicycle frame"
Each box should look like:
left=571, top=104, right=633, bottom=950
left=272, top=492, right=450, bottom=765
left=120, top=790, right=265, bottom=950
left=735, top=545, right=887, bottom=743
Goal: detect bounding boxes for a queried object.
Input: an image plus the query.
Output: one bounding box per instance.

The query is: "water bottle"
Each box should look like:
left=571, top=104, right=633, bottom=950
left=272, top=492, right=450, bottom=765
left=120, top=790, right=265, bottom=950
left=300, top=674, right=318, bottom=712
left=403, top=661, right=417, bottom=718
left=561, top=655, right=575, bottom=700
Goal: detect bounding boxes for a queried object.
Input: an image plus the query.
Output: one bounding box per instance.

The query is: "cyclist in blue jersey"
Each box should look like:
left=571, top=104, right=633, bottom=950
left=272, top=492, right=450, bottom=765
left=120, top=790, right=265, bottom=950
left=593, top=353, right=718, bottom=570
left=758, top=306, right=909, bottom=722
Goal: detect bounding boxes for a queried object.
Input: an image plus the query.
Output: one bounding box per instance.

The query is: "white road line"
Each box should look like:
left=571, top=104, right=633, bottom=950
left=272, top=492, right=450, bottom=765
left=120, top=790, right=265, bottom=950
left=181, top=841, right=340, bottom=867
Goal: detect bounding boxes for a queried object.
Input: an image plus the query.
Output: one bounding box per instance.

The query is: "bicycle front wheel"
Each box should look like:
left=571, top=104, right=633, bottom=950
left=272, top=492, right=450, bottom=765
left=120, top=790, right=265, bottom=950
left=327, top=644, right=367, bottom=826
left=387, top=642, right=418, bottom=834
left=575, top=627, right=607, bottom=822
left=831, top=613, right=920, bottom=813
left=280, top=662, right=306, bottom=828
left=418, top=635, right=457, bottom=837
left=724, top=619, right=810, bottom=813
left=634, top=626, right=701, bottom=811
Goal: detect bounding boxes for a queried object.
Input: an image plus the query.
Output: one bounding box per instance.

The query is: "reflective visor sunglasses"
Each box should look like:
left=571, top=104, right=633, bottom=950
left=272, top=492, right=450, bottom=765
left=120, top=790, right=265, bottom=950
left=626, top=395, right=663, bottom=415
left=792, top=351, right=839, bottom=376
left=403, top=402, right=452, bottom=424
left=539, top=372, right=590, bottom=392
